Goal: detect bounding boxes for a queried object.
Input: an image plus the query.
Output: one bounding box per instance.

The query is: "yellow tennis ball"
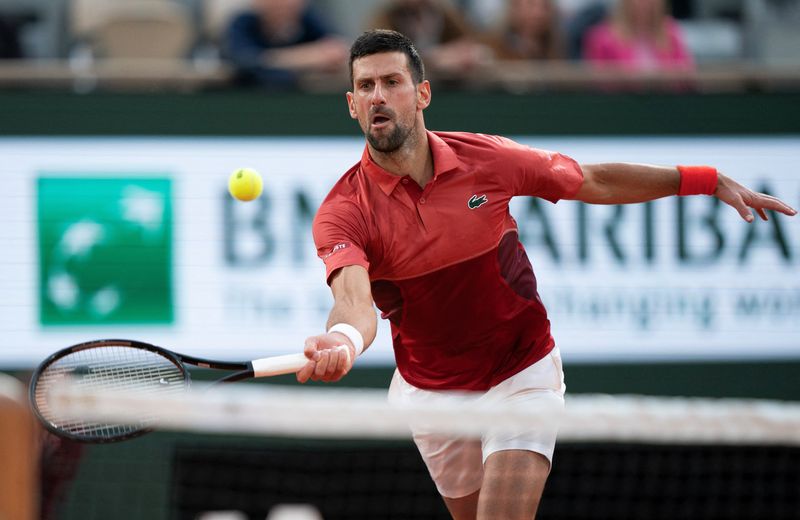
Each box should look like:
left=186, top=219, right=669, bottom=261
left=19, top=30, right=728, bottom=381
left=228, top=167, right=263, bottom=202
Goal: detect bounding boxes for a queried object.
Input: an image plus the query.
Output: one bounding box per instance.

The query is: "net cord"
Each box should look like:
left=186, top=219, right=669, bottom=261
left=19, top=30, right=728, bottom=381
left=48, top=382, right=800, bottom=445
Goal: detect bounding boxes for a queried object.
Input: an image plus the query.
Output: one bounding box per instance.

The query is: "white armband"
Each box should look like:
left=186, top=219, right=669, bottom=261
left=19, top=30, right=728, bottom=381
left=327, top=323, right=364, bottom=357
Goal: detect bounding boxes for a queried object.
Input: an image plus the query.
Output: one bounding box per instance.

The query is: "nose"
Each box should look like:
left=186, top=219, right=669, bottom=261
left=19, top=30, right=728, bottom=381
left=370, top=83, right=386, bottom=106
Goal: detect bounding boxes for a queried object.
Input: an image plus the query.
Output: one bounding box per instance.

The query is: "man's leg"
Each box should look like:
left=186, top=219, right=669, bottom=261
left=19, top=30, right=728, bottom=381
left=442, top=489, right=480, bottom=520
left=439, top=449, right=551, bottom=520
left=477, top=449, right=550, bottom=520
left=473, top=348, right=565, bottom=519
left=388, top=369, right=485, bottom=519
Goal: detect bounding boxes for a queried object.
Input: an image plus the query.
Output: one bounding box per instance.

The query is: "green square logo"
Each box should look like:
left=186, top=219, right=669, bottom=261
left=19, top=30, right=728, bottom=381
left=38, top=177, right=173, bottom=325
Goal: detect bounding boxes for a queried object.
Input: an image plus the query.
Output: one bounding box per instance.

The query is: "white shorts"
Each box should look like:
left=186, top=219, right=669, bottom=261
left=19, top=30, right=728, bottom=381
left=387, top=347, right=566, bottom=499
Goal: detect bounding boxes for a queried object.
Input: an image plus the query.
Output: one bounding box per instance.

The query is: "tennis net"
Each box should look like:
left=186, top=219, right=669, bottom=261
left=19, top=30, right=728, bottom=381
left=42, top=382, right=800, bottom=520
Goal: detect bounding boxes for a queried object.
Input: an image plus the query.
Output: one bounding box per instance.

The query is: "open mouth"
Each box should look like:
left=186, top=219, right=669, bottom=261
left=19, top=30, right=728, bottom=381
left=371, top=113, right=392, bottom=128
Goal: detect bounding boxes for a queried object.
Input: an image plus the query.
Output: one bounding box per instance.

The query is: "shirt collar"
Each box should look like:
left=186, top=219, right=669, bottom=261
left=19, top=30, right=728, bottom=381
left=361, top=130, right=464, bottom=196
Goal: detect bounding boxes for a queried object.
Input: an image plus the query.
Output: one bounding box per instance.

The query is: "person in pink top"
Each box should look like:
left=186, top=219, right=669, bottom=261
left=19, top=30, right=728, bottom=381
left=583, top=0, right=693, bottom=71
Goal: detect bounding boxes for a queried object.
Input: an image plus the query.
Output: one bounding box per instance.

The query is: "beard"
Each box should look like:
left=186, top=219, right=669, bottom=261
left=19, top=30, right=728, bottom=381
left=365, top=110, right=414, bottom=153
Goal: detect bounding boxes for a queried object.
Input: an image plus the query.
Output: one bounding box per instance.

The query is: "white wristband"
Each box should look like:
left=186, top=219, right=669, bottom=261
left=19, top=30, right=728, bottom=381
left=327, top=323, right=364, bottom=357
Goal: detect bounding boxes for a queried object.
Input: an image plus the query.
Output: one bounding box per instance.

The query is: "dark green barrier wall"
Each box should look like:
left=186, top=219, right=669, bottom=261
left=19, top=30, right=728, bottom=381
left=1, top=91, right=799, bottom=136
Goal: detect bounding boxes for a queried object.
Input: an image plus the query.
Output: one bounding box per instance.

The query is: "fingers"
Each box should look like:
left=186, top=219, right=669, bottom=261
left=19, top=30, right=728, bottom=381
left=336, top=345, right=352, bottom=374
left=743, top=193, right=798, bottom=222
left=751, top=193, right=797, bottom=217
left=296, top=362, right=315, bottom=383
left=296, top=338, right=319, bottom=384
left=313, top=345, right=352, bottom=382
left=314, top=347, right=331, bottom=378
left=717, top=175, right=797, bottom=222
left=731, top=194, right=754, bottom=222
left=297, top=336, right=353, bottom=384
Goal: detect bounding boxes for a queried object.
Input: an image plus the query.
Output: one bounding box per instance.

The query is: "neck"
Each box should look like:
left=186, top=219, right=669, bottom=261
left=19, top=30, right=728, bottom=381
left=369, top=126, right=434, bottom=188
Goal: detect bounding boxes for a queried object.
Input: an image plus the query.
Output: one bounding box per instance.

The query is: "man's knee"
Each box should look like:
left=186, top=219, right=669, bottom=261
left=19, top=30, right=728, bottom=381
left=478, top=450, right=550, bottom=520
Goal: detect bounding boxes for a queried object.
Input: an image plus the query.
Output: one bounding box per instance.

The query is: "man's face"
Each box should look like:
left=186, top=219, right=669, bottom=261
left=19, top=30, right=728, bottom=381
left=347, top=52, right=430, bottom=153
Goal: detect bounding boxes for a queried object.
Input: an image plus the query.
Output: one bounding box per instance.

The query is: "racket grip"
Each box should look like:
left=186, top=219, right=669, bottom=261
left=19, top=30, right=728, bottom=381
left=251, top=353, right=308, bottom=377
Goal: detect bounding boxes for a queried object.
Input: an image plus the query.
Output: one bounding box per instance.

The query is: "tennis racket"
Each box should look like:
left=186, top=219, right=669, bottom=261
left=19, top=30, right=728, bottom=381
left=29, top=338, right=309, bottom=443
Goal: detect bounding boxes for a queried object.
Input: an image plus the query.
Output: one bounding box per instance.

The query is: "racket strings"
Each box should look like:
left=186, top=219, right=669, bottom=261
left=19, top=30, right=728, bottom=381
left=35, top=345, right=186, bottom=440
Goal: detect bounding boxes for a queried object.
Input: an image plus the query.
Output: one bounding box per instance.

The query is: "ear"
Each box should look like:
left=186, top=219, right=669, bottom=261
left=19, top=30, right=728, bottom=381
left=345, top=91, right=358, bottom=120
left=417, top=80, right=431, bottom=110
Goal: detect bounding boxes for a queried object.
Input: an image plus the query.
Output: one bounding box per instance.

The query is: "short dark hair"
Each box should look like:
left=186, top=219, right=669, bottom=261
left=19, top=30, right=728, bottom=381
left=349, top=29, right=425, bottom=85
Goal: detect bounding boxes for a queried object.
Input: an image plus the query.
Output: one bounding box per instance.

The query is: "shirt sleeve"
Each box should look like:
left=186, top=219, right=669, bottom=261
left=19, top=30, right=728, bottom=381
left=491, top=135, right=584, bottom=203
left=312, top=196, right=370, bottom=284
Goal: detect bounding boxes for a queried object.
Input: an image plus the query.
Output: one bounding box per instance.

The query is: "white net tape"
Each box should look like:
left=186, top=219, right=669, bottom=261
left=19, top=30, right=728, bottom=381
left=49, top=381, right=800, bottom=445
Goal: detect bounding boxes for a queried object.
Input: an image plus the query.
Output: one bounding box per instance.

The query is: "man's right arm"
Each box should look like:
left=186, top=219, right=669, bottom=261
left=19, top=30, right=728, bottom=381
left=296, top=265, right=377, bottom=383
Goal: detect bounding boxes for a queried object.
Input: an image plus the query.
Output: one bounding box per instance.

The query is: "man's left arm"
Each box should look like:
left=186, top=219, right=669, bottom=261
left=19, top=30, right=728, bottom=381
left=573, top=163, right=797, bottom=222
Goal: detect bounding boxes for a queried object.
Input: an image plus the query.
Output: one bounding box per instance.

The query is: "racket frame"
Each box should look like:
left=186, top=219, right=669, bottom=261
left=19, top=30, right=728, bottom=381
left=29, top=339, right=263, bottom=443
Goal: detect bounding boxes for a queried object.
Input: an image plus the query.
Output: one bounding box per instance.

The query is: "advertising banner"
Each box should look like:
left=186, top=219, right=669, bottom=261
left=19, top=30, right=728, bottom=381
left=1, top=136, right=797, bottom=366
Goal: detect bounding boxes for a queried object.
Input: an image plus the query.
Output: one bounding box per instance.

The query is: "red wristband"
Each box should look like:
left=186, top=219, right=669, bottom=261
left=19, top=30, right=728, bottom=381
left=677, top=165, right=718, bottom=196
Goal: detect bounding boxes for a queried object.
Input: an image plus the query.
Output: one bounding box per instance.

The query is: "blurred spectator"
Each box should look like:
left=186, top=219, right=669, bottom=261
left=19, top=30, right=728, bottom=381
left=744, top=0, right=800, bottom=66
left=369, top=0, right=491, bottom=75
left=460, top=0, right=506, bottom=30
left=564, top=1, right=609, bottom=60
left=224, top=0, right=348, bottom=88
left=484, top=0, right=564, bottom=60
left=582, top=0, right=694, bottom=71
left=0, top=15, right=25, bottom=59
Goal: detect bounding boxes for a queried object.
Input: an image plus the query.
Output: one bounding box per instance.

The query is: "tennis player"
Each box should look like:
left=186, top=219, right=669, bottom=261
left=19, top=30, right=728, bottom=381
left=297, top=29, right=797, bottom=520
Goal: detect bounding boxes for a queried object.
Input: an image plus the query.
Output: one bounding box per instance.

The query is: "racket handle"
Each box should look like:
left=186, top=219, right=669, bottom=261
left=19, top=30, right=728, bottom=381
left=251, top=353, right=308, bottom=377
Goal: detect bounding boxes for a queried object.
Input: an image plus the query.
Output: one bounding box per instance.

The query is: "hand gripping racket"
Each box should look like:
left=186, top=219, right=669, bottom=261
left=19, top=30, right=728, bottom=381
left=29, top=339, right=308, bottom=443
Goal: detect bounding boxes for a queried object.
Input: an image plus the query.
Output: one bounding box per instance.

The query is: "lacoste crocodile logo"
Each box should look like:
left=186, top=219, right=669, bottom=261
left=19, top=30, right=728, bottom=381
left=468, top=194, right=488, bottom=209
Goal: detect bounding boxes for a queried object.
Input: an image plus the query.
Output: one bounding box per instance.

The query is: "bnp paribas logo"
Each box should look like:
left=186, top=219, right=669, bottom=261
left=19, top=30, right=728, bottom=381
left=38, top=177, right=173, bottom=325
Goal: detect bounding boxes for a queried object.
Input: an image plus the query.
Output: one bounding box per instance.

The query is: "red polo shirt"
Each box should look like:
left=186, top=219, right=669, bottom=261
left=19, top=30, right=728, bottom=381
left=313, top=131, right=583, bottom=391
